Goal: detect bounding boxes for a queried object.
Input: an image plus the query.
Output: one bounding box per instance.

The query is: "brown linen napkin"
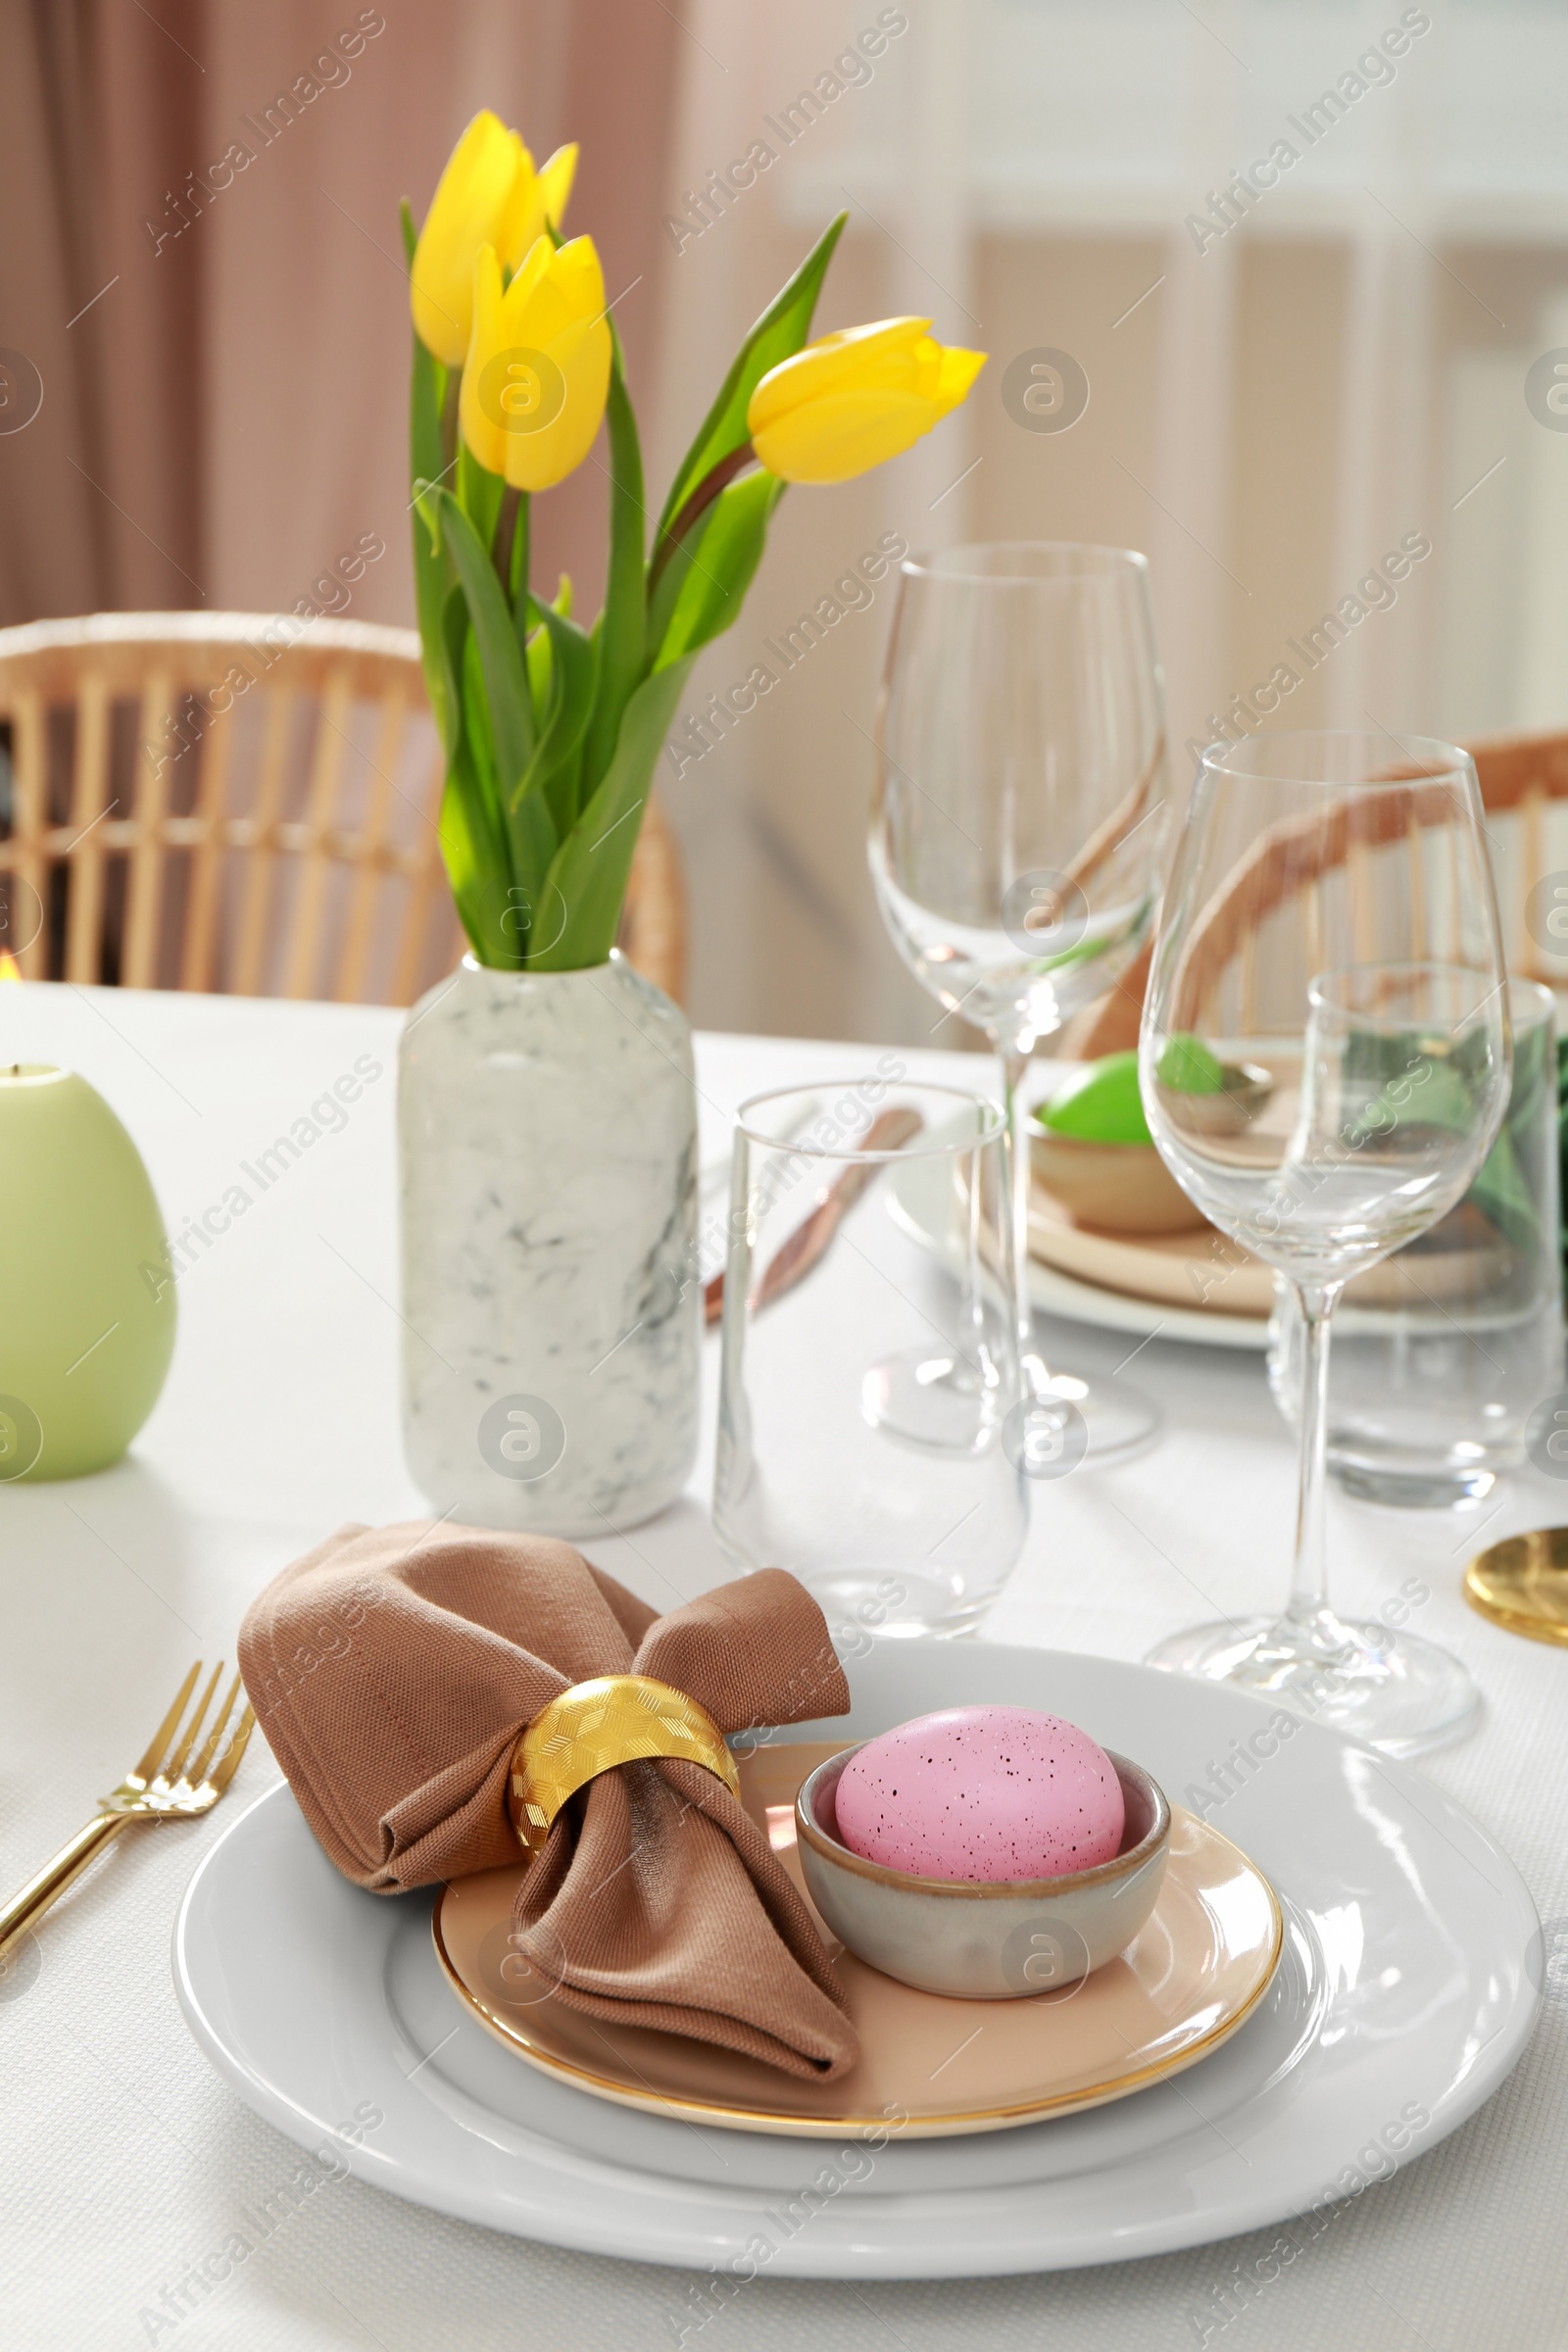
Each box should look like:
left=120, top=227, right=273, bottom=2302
left=238, top=1521, right=858, bottom=2081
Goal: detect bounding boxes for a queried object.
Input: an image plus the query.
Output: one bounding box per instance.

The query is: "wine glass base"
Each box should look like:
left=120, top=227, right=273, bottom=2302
left=1337, top=1463, right=1497, bottom=1509
left=999, top=1377, right=1161, bottom=1477
left=1144, top=1611, right=1479, bottom=1758
left=861, top=1352, right=986, bottom=1449
left=864, top=1353, right=1161, bottom=1469
left=1033, top=1368, right=1161, bottom=1465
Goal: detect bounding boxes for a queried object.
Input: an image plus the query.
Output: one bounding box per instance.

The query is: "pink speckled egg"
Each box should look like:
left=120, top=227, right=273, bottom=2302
left=833, top=1706, right=1126, bottom=1882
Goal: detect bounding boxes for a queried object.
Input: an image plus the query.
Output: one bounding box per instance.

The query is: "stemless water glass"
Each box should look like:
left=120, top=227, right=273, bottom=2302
left=870, top=544, right=1169, bottom=1463
left=713, top=1081, right=1026, bottom=1640
left=1270, top=980, right=1562, bottom=1504
left=1139, top=731, right=1511, bottom=1753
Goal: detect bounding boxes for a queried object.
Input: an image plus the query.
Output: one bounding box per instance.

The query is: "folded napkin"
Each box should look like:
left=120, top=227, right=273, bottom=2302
left=238, top=1522, right=858, bottom=2081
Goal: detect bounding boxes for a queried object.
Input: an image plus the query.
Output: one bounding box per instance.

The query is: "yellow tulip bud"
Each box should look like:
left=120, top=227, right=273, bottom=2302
left=747, top=317, right=986, bottom=485
left=532, top=145, right=578, bottom=244
left=411, top=111, right=578, bottom=367
left=459, top=237, right=612, bottom=493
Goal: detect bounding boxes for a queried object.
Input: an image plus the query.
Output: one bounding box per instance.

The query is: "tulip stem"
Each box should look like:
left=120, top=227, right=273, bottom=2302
left=512, top=493, right=530, bottom=634
left=647, top=442, right=756, bottom=597
left=495, top=486, right=524, bottom=607
left=439, top=367, right=461, bottom=472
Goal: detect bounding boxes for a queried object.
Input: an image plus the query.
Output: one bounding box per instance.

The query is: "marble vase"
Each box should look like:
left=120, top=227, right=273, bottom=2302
left=399, top=952, right=699, bottom=1535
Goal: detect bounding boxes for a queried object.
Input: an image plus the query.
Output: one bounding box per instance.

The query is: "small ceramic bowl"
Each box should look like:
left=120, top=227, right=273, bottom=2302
left=794, top=1745, right=1171, bottom=2000
left=1155, top=1061, right=1276, bottom=1140
left=1030, top=1130, right=1205, bottom=1235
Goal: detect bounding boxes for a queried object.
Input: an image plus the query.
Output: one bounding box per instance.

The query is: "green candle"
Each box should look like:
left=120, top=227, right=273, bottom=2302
left=0, top=1064, right=176, bottom=1480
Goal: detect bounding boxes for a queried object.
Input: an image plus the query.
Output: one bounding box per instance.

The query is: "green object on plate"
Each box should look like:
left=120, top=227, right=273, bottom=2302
left=1155, top=1034, right=1226, bottom=1095
left=1343, top=1020, right=1549, bottom=1265
left=0, top=1066, right=176, bottom=1480
left=1037, top=1052, right=1152, bottom=1144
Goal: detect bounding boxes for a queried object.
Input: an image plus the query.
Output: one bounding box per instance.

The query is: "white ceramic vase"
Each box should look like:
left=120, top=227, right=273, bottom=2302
left=398, top=951, right=699, bottom=1536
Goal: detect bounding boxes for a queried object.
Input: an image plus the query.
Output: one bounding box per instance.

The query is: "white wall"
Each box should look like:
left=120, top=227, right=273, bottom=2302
left=647, top=0, right=1568, bottom=1044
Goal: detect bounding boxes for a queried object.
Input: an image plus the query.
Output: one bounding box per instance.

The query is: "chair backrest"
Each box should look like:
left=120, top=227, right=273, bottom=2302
left=1066, top=728, right=1568, bottom=1058
left=0, top=611, right=687, bottom=1006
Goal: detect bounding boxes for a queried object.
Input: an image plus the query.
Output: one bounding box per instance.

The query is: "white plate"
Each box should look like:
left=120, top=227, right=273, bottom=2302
left=174, top=1644, right=1540, bottom=2279
left=887, top=1136, right=1268, bottom=1350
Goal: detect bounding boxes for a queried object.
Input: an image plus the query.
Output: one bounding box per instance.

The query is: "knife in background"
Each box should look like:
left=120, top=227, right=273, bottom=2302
left=704, top=1105, right=925, bottom=1327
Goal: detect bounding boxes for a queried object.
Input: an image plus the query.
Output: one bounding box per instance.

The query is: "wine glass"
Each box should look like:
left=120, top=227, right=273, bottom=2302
left=1139, top=730, right=1511, bottom=1754
left=869, top=544, right=1170, bottom=1463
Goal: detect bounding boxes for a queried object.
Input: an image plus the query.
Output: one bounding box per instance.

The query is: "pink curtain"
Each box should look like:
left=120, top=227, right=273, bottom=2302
left=0, top=0, right=681, bottom=630
left=0, top=0, right=206, bottom=616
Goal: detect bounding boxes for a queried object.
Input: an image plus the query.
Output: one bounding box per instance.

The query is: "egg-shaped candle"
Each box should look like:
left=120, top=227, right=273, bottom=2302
left=0, top=1064, right=176, bottom=1479
left=834, top=1705, right=1126, bottom=1881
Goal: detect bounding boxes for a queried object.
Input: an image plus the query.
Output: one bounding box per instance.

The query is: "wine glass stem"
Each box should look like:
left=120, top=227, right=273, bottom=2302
left=1002, top=1041, right=1051, bottom=1396
left=1286, top=1280, right=1343, bottom=1633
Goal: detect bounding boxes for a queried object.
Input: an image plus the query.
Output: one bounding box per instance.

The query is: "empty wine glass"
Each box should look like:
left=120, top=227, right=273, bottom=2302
left=869, top=544, right=1170, bottom=1463
left=1139, top=731, right=1511, bottom=1753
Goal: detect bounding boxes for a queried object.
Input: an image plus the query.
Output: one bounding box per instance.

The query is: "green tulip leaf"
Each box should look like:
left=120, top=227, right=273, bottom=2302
left=408, top=409, right=457, bottom=758
left=461, top=625, right=499, bottom=808
left=583, top=324, right=647, bottom=801
left=651, top=466, right=786, bottom=670
left=411, top=522, right=456, bottom=758
left=457, top=436, right=506, bottom=554
left=449, top=586, right=520, bottom=910
left=504, top=791, right=557, bottom=933
left=411, top=478, right=443, bottom=557
left=526, top=598, right=552, bottom=714
left=404, top=199, right=461, bottom=761
left=431, top=486, right=536, bottom=787
left=523, top=572, right=573, bottom=734
left=459, top=616, right=557, bottom=913
left=439, top=729, right=518, bottom=969
left=519, top=591, right=597, bottom=844
left=654, top=211, right=846, bottom=544
left=529, top=659, right=696, bottom=971
left=643, top=523, right=701, bottom=662
left=507, top=489, right=530, bottom=634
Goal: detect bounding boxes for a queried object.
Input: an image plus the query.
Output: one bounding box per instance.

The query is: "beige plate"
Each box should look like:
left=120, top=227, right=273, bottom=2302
left=1026, top=1185, right=1513, bottom=1322
left=433, top=1741, right=1283, bottom=2140
left=1027, top=1181, right=1274, bottom=1317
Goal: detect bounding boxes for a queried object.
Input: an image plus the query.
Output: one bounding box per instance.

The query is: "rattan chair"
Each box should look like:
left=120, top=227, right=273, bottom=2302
left=0, top=612, right=688, bottom=1006
left=1066, top=730, right=1568, bottom=1057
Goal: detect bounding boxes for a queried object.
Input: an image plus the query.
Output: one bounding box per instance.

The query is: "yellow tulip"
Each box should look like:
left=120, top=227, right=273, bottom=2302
left=747, top=318, right=986, bottom=485
left=459, top=237, right=612, bottom=492
left=411, top=111, right=578, bottom=367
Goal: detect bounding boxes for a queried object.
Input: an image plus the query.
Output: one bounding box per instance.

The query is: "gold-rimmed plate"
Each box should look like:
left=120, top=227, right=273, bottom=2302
left=1465, top=1526, right=1568, bottom=1645
left=1026, top=1185, right=1510, bottom=1320
left=433, top=1740, right=1283, bottom=2140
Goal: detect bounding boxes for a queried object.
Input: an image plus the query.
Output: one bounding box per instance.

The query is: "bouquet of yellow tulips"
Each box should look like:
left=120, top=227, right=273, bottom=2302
left=404, top=112, right=984, bottom=974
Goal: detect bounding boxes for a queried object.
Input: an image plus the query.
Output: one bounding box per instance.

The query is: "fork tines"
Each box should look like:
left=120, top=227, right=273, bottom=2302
left=138, top=1661, right=255, bottom=1793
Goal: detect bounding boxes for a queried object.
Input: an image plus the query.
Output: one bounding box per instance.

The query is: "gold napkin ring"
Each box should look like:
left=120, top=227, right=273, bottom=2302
left=507, top=1673, right=742, bottom=1854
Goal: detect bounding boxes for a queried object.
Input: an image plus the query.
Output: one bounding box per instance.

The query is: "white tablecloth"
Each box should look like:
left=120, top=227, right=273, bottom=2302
left=3, top=985, right=1564, bottom=2351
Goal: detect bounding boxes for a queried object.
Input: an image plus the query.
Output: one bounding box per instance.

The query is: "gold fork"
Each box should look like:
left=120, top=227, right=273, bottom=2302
left=0, top=1661, right=255, bottom=1960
